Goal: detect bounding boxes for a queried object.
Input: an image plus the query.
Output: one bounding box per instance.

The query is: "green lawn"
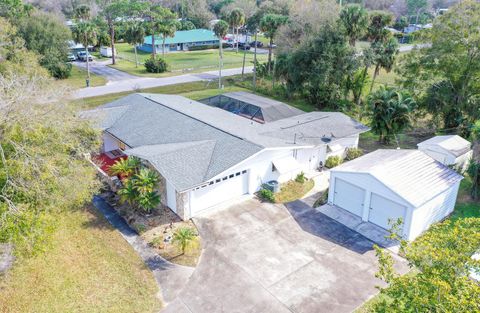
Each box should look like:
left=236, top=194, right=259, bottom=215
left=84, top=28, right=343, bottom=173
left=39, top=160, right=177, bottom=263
left=60, top=66, right=107, bottom=89
left=57, top=65, right=107, bottom=89
left=111, top=43, right=268, bottom=77
left=0, top=206, right=161, bottom=313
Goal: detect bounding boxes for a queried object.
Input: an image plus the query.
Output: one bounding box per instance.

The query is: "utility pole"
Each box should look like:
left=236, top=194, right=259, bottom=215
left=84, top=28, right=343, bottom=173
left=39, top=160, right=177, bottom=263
left=253, top=29, right=258, bottom=92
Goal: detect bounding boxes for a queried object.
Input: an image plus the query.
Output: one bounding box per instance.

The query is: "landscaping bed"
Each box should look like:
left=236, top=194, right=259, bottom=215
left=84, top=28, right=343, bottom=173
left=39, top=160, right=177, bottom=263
left=102, top=189, right=201, bottom=268
left=259, top=174, right=315, bottom=204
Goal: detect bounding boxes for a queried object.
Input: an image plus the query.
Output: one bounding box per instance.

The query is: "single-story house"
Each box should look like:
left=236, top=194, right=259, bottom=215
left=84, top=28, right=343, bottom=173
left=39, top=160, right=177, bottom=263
left=328, top=149, right=463, bottom=241
left=139, top=29, right=219, bottom=53
left=84, top=92, right=368, bottom=219
left=417, top=135, right=472, bottom=168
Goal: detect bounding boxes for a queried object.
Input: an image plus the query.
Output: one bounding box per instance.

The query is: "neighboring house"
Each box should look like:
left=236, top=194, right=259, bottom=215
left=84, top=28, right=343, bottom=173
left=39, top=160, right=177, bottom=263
left=328, top=149, right=463, bottom=241
left=417, top=135, right=472, bottom=168
left=83, top=92, right=368, bottom=220
left=139, top=29, right=219, bottom=53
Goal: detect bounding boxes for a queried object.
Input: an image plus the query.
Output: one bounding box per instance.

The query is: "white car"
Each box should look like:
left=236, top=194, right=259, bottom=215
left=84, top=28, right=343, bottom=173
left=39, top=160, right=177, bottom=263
left=77, top=51, right=93, bottom=62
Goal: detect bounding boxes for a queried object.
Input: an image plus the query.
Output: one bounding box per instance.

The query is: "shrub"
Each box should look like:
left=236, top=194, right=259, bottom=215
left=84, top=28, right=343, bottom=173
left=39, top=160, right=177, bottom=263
left=325, top=155, right=343, bottom=168
left=133, top=223, right=146, bottom=234
left=172, top=227, right=197, bottom=254
left=313, top=189, right=328, bottom=208
left=259, top=188, right=275, bottom=202
left=45, top=61, right=72, bottom=79
left=345, top=147, right=363, bottom=161
left=295, top=172, right=306, bottom=184
left=144, top=56, right=167, bottom=73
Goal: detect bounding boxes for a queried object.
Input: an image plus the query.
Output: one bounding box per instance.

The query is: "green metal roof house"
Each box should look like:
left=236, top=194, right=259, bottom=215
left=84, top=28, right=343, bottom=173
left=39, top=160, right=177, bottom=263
left=140, top=29, right=219, bottom=53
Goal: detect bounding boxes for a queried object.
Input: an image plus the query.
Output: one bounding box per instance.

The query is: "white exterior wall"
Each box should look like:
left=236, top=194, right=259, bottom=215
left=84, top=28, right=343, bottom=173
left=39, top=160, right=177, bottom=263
left=328, top=171, right=414, bottom=238
left=103, top=133, right=119, bottom=152
left=455, top=150, right=472, bottom=170
left=326, top=135, right=360, bottom=159
left=408, top=181, right=460, bottom=240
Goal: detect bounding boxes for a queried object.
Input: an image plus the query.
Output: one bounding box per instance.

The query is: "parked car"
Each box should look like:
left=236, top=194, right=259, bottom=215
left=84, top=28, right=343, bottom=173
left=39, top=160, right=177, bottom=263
left=267, top=43, right=277, bottom=49
left=250, top=41, right=264, bottom=48
left=238, top=42, right=251, bottom=50
left=77, top=51, right=93, bottom=62
left=67, top=53, right=76, bottom=62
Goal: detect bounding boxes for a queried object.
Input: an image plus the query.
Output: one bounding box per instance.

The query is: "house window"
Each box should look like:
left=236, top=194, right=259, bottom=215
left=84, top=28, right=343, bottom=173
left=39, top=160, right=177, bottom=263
left=242, top=170, right=247, bottom=174
left=229, top=174, right=234, bottom=178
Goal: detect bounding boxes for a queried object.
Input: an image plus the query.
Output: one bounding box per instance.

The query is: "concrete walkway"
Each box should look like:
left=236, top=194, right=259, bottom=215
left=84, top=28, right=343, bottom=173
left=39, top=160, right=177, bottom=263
left=74, top=66, right=253, bottom=99
left=92, top=196, right=194, bottom=304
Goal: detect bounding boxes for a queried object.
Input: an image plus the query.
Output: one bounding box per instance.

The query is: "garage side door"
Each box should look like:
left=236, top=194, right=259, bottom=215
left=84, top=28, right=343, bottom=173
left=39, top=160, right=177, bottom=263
left=190, top=171, right=249, bottom=216
left=333, top=178, right=365, bottom=216
left=369, top=193, right=407, bottom=231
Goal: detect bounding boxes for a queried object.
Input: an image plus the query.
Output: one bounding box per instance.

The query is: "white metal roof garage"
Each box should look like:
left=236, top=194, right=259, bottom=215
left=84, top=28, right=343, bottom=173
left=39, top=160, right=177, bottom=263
left=417, top=135, right=472, bottom=167
left=328, top=149, right=463, bottom=241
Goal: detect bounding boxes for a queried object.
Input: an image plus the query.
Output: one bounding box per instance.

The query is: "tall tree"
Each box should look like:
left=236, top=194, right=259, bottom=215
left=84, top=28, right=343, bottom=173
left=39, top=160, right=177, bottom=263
left=277, top=24, right=358, bottom=108
left=72, top=21, right=98, bottom=86
left=0, top=18, right=100, bottom=255
left=260, top=13, right=288, bottom=74
left=124, top=21, right=145, bottom=68
left=103, top=0, right=129, bottom=65
left=213, top=20, right=229, bottom=89
left=396, top=1, right=480, bottom=129
left=228, top=8, right=245, bottom=52
left=145, top=5, right=177, bottom=58
left=367, top=86, right=415, bottom=143
left=339, top=4, right=369, bottom=47
left=369, top=36, right=399, bottom=92
left=406, top=0, right=428, bottom=24
left=158, top=14, right=179, bottom=57
left=17, top=11, right=72, bottom=78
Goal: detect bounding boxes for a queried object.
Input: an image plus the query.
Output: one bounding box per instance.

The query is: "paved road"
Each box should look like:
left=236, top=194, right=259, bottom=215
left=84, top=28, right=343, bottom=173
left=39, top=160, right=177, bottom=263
left=73, top=60, right=138, bottom=82
left=162, top=199, right=408, bottom=313
left=73, top=66, right=253, bottom=99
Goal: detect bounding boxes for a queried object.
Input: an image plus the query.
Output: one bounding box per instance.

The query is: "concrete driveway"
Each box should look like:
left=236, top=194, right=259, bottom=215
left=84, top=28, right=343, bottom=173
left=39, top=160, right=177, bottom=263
left=73, top=60, right=137, bottom=82
left=163, top=199, right=406, bottom=313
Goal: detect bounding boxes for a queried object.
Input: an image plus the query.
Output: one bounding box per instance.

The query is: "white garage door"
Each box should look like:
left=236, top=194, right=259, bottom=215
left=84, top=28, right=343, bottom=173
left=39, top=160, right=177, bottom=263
left=368, top=193, right=407, bottom=231
left=333, top=178, right=365, bottom=216
left=190, top=170, right=249, bottom=216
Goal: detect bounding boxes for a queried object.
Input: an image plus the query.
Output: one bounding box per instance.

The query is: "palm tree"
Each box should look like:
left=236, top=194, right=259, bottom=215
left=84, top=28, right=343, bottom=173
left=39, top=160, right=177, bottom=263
left=118, top=179, right=139, bottom=207
left=367, top=86, right=416, bottom=144
left=228, top=8, right=245, bottom=53
left=339, top=4, right=369, bottom=47
left=260, top=14, right=288, bottom=74
left=137, top=191, right=160, bottom=213
left=213, top=20, right=229, bottom=89
left=370, top=36, right=399, bottom=92
left=133, top=168, right=159, bottom=194
left=172, top=227, right=196, bottom=255
left=108, top=157, right=140, bottom=178
left=158, top=18, right=179, bottom=57
left=125, top=21, right=146, bottom=68
left=145, top=6, right=177, bottom=59
left=72, top=21, right=97, bottom=87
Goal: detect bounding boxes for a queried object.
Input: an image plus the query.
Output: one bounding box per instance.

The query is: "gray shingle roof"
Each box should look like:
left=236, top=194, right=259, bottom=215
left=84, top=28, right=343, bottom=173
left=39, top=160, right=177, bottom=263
left=92, top=94, right=262, bottom=191
left=86, top=93, right=368, bottom=190
left=332, top=149, right=463, bottom=207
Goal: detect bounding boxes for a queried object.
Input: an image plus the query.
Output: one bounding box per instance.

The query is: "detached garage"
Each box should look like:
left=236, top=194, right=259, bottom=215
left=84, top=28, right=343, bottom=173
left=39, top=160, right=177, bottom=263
left=328, top=149, right=463, bottom=241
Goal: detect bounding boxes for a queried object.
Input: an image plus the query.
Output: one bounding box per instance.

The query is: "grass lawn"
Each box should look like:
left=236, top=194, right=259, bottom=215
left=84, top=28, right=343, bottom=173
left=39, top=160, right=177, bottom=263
left=60, top=66, right=107, bottom=89
left=75, top=79, right=249, bottom=109
left=275, top=179, right=315, bottom=203
left=0, top=206, right=161, bottom=313
left=111, top=43, right=268, bottom=77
